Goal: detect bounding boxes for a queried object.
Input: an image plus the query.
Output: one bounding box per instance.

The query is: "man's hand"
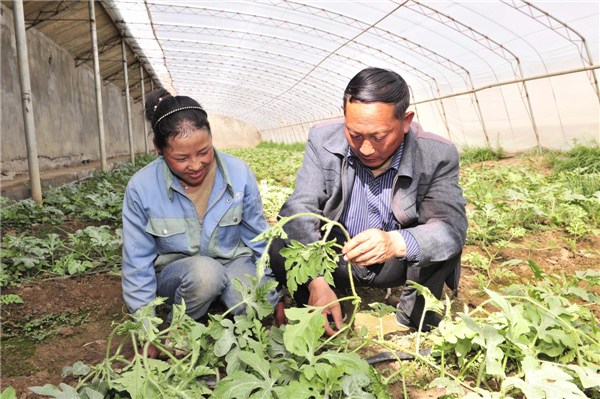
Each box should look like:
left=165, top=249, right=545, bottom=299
left=308, top=277, right=343, bottom=336
left=342, top=229, right=406, bottom=266
left=130, top=342, right=161, bottom=361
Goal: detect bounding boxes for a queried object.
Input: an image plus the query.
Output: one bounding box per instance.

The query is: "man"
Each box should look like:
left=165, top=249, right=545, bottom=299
left=270, top=67, right=467, bottom=335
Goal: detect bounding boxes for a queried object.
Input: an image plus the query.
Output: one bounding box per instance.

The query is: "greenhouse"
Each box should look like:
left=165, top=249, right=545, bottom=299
left=1, top=1, right=599, bottom=398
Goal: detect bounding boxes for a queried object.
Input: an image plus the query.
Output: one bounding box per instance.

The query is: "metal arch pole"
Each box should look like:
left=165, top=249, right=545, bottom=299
left=467, top=73, right=490, bottom=147
left=88, top=0, right=107, bottom=171
left=121, top=36, right=135, bottom=165
left=517, top=62, right=541, bottom=151
left=432, top=81, right=452, bottom=141
left=13, top=0, right=42, bottom=204
left=139, top=63, right=149, bottom=154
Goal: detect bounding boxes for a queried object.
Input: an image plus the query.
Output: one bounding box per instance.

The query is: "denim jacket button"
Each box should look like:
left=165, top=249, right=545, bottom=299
left=233, top=217, right=239, bottom=223
left=162, top=229, right=168, bottom=235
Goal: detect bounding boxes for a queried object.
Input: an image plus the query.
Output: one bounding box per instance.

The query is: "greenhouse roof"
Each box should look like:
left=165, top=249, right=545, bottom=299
left=9, top=0, right=600, bottom=148
left=104, top=0, right=600, bottom=133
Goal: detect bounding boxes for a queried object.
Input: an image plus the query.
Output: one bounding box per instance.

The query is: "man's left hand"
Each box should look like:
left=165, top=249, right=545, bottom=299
left=342, top=229, right=406, bottom=266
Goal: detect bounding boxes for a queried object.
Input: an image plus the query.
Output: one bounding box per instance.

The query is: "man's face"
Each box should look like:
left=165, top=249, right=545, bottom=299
left=344, top=101, right=414, bottom=169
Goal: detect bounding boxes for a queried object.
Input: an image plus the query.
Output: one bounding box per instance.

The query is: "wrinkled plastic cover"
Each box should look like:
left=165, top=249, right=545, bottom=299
left=108, top=1, right=599, bottom=151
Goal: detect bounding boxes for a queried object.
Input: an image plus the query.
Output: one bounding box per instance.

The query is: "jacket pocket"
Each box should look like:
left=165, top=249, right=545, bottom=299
left=146, top=218, right=188, bottom=254
left=211, top=205, right=243, bottom=256
left=218, top=204, right=243, bottom=227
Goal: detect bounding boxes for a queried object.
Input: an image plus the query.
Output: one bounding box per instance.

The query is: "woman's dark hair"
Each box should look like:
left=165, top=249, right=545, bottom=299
left=144, top=88, right=211, bottom=150
left=342, top=67, right=410, bottom=120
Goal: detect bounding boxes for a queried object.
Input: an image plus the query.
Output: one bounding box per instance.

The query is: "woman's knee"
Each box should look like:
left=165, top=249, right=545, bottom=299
left=180, top=257, right=227, bottom=299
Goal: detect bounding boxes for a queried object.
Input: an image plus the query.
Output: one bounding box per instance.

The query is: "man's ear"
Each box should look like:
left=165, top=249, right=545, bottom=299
left=403, top=111, right=415, bottom=133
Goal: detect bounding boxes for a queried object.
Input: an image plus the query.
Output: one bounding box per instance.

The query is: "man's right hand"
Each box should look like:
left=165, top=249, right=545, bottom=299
left=308, top=277, right=343, bottom=336
left=131, top=342, right=160, bottom=360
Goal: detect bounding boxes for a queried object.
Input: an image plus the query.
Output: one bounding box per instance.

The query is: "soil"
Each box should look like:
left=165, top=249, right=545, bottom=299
left=2, top=230, right=598, bottom=398
left=1, top=154, right=599, bottom=398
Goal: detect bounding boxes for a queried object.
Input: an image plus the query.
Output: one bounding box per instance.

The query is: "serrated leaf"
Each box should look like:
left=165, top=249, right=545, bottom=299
left=112, top=358, right=168, bottom=398
left=482, top=325, right=506, bottom=378
left=272, top=381, right=316, bottom=399
left=509, top=356, right=590, bottom=399
left=318, top=352, right=370, bottom=376
left=283, top=307, right=324, bottom=360
left=238, top=350, right=271, bottom=381
left=280, top=239, right=338, bottom=296
left=211, top=371, right=266, bottom=398
left=566, top=364, right=600, bottom=389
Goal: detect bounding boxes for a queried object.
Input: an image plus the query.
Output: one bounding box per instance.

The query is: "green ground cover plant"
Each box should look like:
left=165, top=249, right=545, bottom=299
left=1, top=144, right=599, bottom=398
left=459, top=145, right=505, bottom=165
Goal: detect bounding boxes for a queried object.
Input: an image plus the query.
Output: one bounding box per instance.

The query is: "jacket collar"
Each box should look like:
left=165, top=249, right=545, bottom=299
left=161, top=148, right=234, bottom=201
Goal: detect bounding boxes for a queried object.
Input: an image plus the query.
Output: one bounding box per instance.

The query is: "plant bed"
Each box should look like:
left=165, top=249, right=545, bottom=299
left=1, top=145, right=598, bottom=398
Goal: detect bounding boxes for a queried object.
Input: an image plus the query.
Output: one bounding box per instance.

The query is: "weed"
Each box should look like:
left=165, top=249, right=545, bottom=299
left=460, top=145, right=505, bottom=165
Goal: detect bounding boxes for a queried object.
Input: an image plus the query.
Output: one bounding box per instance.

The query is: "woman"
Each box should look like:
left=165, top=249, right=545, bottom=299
left=121, top=88, right=280, bottom=329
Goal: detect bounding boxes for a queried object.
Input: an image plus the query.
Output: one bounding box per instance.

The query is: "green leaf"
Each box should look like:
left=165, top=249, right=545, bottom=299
left=272, top=381, right=317, bottom=399
left=29, top=383, right=81, bottom=398
left=214, top=319, right=237, bottom=357
left=112, top=358, right=169, bottom=398
left=283, top=307, right=324, bottom=360
left=81, top=388, right=103, bottom=399
left=340, top=373, right=375, bottom=398
left=527, top=259, right=545, bottom=280
left=367, top=302, right=397, bottom=318
left=429, top=377, right=464, bottom=396
left=61, top=361, right=90, bottom=378
left=238, top=350, right=272, bottom=381
left=251, top=219, right=289, bottom=242
left=504, top=356, right=590, bottom=399
left=0, top=387, right=17, bottom=399
left=211, top=370, right=268, bottom=398
left=0, top=294, right=24, bottom=305
left=566, top=364, right=600, bottom=389
left=318, top=352, right=370, bottom=376
left=280, top=239, right=339, bottom=296
left=485, top=289, right=530, bottom=339
left=482, top=325, right=506, bottom=378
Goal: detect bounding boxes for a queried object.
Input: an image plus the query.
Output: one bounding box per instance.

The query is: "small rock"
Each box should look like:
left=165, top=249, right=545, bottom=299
left=57, top=326, right=75, bottom=336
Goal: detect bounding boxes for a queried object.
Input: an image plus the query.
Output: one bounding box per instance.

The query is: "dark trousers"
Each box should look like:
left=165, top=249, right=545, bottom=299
left=269, top=238, right=460, bottom=328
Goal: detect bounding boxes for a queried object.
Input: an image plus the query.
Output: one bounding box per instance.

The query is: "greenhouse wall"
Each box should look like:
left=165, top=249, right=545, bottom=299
left=0, top=3, right=147, bottom=174
left=0, top=4, right=261, bottom=176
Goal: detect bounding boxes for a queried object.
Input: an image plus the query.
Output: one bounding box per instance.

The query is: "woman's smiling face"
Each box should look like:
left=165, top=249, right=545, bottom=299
left=160, top=127, right=214, bottom=188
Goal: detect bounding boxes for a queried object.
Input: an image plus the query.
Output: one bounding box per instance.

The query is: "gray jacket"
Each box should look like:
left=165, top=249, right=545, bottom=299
left=279, top=119, right=467, bottom=268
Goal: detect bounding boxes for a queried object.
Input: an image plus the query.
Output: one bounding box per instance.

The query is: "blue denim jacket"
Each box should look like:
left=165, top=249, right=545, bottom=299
left=121, top=150, right=268, bottom=313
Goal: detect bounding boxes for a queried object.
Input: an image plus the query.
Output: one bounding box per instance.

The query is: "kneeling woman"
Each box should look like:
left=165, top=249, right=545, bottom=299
left=121, top=88, right=279, bottom=327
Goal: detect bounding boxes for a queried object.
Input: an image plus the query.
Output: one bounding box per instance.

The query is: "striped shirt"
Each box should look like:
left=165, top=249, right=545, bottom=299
left=336, top=142, right=420, bottom=263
